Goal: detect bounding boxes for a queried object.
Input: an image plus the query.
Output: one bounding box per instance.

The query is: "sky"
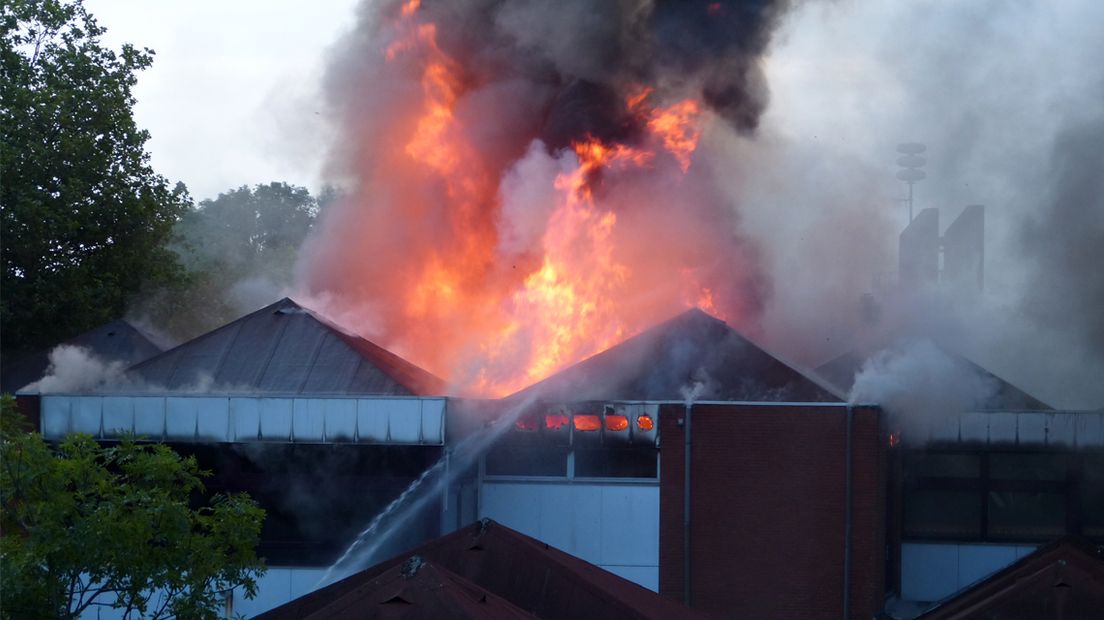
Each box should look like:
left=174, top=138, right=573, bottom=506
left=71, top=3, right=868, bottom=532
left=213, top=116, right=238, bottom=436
left=86, top=0, right=359, bottom=201
left=81, top=0, right=1104, bottom=408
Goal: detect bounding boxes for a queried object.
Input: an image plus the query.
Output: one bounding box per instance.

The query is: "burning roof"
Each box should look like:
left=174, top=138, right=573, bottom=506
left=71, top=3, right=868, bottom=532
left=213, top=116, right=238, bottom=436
left=128, top=298, right=446, bottom=395
left=258, top=519, right=707, bottom=620
left=2, top=319, right=163, bottom=393
left=508, top=308, right=841, bottom=403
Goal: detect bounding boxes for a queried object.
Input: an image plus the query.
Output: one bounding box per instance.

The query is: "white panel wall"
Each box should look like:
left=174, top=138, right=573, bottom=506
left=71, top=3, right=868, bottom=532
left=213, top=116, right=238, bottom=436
left=479, top=481, right=660, bottom=591
left=38, top=395, right=446, bottom=445
left=900, top=542, right=1037, bottom=602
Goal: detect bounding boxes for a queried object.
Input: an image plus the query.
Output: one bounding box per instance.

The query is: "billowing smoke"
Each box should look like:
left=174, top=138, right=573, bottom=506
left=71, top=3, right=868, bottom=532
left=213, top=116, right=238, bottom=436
left=850, top=340, right=997, bottom=442
left=24, top=346, right=131, bottom=394
left=22, top=345, right=220, bottom=395
left=711, top=0, right=1104, bottom=408
left=298, top=0, right=791, bottom=396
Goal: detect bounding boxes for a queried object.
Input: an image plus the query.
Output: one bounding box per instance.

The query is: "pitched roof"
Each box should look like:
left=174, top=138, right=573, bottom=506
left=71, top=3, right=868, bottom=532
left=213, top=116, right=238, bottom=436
left=127, top=298, right=446, bottom=395
left=916, top=537, right=1104, bottom=619
left=508, top=308, right=842, bottom=403
left=2, top=319, right=163, bottom=393
left=291, top=555, right=535, bottom=619
left=258, top=519, right=708, bottom=620
left=815, top=346, right=1052, bottom=410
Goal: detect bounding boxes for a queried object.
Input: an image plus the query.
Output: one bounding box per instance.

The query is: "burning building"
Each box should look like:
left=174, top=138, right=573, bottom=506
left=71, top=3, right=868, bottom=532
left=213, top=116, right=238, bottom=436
left=16, top=293, right=1103, bottom=618
left=9, top=0, right=1104, bottom=617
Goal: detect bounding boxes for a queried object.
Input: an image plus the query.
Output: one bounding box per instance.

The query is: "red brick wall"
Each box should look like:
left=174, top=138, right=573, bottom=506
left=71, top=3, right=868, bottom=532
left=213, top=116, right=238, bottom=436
left=14, top=394, right=41, bottom=432
left=659, top=404, right=885, bottom=619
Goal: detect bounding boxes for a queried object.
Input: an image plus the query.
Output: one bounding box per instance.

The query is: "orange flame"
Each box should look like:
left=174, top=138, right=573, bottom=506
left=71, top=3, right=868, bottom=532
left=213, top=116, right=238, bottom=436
left=307, top=6, right=751, bottom=397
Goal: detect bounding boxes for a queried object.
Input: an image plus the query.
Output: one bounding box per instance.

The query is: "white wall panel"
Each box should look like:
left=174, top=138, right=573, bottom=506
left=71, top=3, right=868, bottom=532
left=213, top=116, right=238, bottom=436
left=387, top=399, right=422, bottom=443
left=293, top=398, right=325, bottom=441
left=73, top=397, right=102, bottom=435
left=132, top=397, right=164, bottom=439
left=901, top=542, right=1038, bottom=602
left=480, top=481, right=660, bottom=591
left=259, top=398, right=293, bottom=440
left=101, top=397, right=133, bottom=436
left=358, top=400, right=389, bottom=442
left=421, top=399, right=445, bottom=443
left=41, top=396, right=70, bottom=437
left=165, top=398, right=197, bottom=439
left=194, top=398, right=229, bottom=441
left=324, top=398, right=357, bottom=442
left=229, top=397, right=260, bottom=441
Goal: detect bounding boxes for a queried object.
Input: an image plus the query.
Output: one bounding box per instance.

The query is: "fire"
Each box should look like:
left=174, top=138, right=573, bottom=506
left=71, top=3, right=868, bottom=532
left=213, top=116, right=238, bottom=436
left=305, top=3, right=762, bottom=397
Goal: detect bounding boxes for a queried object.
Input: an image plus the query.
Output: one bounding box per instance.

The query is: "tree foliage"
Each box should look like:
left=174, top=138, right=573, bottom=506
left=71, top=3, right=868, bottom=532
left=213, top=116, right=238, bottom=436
left=136, top=182, right=332, bottom=341
left=0, top=0, right=189, bottom=357
left=0, top=395, right=266, bottom=619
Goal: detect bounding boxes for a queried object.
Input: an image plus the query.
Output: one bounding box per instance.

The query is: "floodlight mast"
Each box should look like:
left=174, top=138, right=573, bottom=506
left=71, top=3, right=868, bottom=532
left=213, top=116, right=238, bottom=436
left=896, top=143, right=927, bottom=222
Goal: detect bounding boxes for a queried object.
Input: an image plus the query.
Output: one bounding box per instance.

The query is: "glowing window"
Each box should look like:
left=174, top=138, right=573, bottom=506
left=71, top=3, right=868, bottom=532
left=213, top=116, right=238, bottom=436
left=605, top=415, right=629, bottom=431
left=545, top=414, right=570, bottom=430
left=573, top=414, right=601, bottom=432
left=636, top=415, right=654, bottom=431
left=514, top=416, right=538, bottom=432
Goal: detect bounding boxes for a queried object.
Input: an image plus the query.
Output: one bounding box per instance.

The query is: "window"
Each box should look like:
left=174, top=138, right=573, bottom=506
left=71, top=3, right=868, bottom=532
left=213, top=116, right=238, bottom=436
left=485, top=445, right=568, bottom=477
left=901, top=449, right=1104, bottom=543
left=574, top=447, right=658, bottom=479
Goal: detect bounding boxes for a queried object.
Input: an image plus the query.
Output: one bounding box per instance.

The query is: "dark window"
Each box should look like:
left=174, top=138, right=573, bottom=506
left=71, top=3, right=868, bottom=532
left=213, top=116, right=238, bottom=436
left=904, top=490, right=981, bottom=538
left=484, top=445, right=568, bottom=477
left=905, top=453, right=980, bottom=478
left=1082, top=454, right=1104, bottom=537
left=574, top=447, right=658, bottom=479
left=987, top=491, right=1065, bottom=538
left=990, top=453, right=1067, bottom=481
left=901, top=449, right=1104, bottom=543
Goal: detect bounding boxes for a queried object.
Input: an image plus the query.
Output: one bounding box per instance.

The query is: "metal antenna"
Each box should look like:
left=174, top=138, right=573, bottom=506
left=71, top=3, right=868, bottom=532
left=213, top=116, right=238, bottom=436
left=896, top=143, right=926, bottom=222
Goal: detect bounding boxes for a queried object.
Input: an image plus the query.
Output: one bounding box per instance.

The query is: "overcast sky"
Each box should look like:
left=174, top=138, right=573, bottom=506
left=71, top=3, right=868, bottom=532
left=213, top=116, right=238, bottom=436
left=86, top=0, right=359, bottom=201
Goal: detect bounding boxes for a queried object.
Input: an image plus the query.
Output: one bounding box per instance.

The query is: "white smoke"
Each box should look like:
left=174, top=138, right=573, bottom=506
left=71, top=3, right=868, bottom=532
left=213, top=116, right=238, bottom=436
left=24, top=345, right=131, bottom=394
left=850, top=340, right=997, bottom=442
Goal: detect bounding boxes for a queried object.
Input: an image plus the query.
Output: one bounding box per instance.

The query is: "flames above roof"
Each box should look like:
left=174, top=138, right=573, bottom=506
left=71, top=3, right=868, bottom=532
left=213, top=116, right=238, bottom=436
left=123, top=299, right=838, bottom=402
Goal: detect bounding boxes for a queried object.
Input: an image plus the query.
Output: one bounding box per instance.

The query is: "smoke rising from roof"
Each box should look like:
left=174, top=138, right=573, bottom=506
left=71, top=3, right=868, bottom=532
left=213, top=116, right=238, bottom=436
left=710, top=0, right=1104, bottom=408
left=299, top=0, right=790, bottom=394
left=850, top=340, right=998, bottom=442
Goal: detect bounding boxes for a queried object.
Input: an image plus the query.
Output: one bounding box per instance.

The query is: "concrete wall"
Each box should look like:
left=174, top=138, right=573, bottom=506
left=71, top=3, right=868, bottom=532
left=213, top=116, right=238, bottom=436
left=659, top=403, right=886, bottom=620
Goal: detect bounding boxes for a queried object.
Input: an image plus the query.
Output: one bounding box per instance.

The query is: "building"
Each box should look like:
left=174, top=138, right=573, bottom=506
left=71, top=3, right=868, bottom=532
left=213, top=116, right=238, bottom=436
left=15, top=297, right=1102, bottom=618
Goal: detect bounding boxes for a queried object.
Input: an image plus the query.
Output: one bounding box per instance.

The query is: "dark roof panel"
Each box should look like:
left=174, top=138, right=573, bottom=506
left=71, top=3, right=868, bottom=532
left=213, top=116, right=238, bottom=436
left=128, top=298, right=446, bottom=396
left=3, top=320, right=164, bottom=393
left=815, top=345, right=1052, bottom=410
left=508, top=308, right=841, bottom=403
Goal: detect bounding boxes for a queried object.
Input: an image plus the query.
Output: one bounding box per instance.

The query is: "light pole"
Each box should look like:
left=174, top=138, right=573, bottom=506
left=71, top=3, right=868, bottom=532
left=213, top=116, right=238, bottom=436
left=896, top=142, right=926, bottom=222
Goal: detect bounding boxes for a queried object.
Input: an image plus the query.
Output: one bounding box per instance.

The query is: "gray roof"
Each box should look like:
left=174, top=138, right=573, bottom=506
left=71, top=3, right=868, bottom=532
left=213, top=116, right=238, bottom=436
left=2, top=320, right=163, bottom=393
left=507, top=308, right=842, bottom=403
left=815, top=347, right=1052, bottom=410
left=128, top=298, right=446, bottom=395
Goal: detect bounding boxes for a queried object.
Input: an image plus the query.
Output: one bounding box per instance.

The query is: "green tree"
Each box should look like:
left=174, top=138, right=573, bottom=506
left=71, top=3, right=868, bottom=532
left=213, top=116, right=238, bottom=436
left=0, top=0, right=189, bottom=358
left=136, top=182, right=332, bottom=341
left=0, top=395, right=266, bottom=618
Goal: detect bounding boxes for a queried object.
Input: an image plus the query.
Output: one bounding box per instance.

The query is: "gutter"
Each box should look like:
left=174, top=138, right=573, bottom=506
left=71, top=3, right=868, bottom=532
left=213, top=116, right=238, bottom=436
left=683, top=401, right=693, bottom=607
left=843, top=404, right=854, bottom=620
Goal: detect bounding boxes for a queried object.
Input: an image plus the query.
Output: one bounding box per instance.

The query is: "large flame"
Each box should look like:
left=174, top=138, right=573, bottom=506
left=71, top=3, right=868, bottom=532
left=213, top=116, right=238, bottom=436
left=303, top=2, right=767, bottom=396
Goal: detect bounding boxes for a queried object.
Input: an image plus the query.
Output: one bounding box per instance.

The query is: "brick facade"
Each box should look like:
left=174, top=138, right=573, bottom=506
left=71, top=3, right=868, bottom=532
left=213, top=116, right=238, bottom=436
left=659, top=403, right=885, bottom=619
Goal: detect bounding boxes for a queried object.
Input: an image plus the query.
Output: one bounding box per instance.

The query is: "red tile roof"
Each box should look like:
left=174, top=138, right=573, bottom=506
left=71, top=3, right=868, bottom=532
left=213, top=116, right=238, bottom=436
left=291, top=555, right=535, bottom=619
left=917, top=537, right=1104, bottom=619
left=258, top=519, right=709, bottom=620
